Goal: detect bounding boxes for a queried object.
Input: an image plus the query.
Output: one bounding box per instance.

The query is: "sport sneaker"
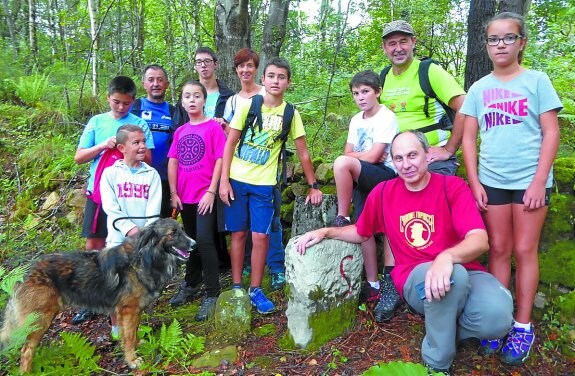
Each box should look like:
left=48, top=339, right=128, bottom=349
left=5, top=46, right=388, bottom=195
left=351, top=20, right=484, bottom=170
left=195, top=296, right=218, bottom=321
left=424, top=362, right=452, bottom=376
left=169, top=281, right=202, bottom=307
left=373, top=274, right=401, bottom=323
left=270, top=271, right=286, bottom=291
left=359, top=283, right=381, bottom=303
left=71, top=308, right=95, bottom=325
left=332, top=215, right=351, bottom=227
left=249, top=287, right=275, bottom=314
left=479, top=337, right=504, bottom=356
left=500, top=325, right=535, bottom=365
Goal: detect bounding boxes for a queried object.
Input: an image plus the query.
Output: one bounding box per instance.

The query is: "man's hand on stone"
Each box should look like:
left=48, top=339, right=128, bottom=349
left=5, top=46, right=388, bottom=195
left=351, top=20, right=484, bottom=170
left=294, top=229, right=326, bottom=255
left=426, top=146, right=452, bottom=164
left=305, top=188, right=323, bottom=206
left=424, top=253, right=454, bottom=302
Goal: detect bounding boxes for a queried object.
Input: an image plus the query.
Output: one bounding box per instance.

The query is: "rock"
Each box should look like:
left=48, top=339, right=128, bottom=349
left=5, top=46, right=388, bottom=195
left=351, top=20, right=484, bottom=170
left=66, top=189, right=86, bottom=208
left=214, top=288, right=251, bottom=342
left=284, top=237, right=363, bottom=349
left=40, top=191, right=60, bottom=213
left=534, top=291, right=547, bottom=309
left=315, top=163, right=334, bottom=184
left=191, top=345, right=237, bottom=368
left=291, top=194, right=337, bottom=236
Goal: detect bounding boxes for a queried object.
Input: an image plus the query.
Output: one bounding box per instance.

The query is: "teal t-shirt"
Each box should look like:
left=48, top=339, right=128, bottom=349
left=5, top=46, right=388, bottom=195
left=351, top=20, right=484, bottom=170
left=205, top=92, right=220, bottom=118
left=461, top=69, right=563, bottom=189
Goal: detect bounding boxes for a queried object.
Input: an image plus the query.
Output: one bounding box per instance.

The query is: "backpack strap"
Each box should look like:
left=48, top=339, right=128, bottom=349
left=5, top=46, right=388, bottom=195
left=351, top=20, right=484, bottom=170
left=237, top=94, right=264, bottom=154
left=130, top=98, right=142, bottom=117
left=418, top=59, right=435, bottom=118
left=276, top=103, right=295, bottom=186
left=379, top=65, right=392, bottom=89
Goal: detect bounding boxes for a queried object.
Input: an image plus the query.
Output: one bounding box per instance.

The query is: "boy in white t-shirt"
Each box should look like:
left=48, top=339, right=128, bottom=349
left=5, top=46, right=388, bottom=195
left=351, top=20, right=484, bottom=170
left=332, top=70, right=399, bottom=321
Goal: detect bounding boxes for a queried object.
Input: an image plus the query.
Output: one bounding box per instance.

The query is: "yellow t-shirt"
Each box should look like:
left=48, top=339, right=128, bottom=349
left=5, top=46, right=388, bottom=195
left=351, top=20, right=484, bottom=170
left=229, top=99, right=305, bottom=185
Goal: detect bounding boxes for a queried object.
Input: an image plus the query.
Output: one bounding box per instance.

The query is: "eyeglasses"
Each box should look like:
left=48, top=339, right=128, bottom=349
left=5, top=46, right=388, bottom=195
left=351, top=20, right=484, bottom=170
left=195, top=58, right=214, bottom=66
left=486, top=34, right=523, bottom=46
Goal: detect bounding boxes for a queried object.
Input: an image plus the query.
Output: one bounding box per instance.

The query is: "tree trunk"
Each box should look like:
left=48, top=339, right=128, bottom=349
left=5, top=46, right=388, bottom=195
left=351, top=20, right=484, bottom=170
left=215, top=0, right=250, bottom=91
left=28, top=0, right=37, bottom=66
left=464, top=0, right=496, bottom=90
left=2, top=0, right=19, bottom=58
left=88, top=0, right=98, bottom=96
left=258, top=0, right=290, bottom=79
left=498, top=0, right=531, bottom=14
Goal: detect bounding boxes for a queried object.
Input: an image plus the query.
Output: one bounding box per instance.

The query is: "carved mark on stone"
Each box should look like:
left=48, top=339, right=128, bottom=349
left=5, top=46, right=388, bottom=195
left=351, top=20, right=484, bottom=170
left=339, top=255, right=354, bottom=296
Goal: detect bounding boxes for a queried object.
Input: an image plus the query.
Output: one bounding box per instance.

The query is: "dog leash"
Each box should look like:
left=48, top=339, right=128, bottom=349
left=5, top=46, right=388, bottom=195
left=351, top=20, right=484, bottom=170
left=112, top=215, right=161, bottom=232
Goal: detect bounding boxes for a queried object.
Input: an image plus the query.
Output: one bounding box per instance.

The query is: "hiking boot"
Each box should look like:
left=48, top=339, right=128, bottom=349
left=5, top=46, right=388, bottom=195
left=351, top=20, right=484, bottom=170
left=479, top=337, right=505, bottom=356
left=500, top=324, right=535, bottom=365
left=373, top=274, right=400, bottom=323
left=71, top=308, right=95, bottom=325
left=424, top=362, right=452, bottom=376
left=360, top=283, right=381, bottom=303
left=332, top=215, right=351, bottom=227
left=169, top=282, right=201, bottom=307
left=195, top=296, right=218, bottom=321
left=270, top=271, right=286, bottom=291
left=249, top=287, right=275, bottom=314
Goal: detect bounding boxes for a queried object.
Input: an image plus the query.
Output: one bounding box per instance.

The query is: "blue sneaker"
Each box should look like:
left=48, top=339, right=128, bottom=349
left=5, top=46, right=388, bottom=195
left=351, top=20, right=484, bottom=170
left=479, top=337, right=504, bottom=356
left=249, top=287, right=275, bottom=314
left=500, top=325, right=535, bottom=365
left=270, top=271, right=286, bottom=291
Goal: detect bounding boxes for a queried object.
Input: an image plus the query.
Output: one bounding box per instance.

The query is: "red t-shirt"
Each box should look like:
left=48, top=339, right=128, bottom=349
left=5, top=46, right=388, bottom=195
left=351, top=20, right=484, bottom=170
left=356, top=173, right=487, bottom=297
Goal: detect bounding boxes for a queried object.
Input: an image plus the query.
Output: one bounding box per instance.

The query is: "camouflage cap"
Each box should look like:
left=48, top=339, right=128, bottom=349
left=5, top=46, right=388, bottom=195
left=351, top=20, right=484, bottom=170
left=382, top=20, right=415, bottom=38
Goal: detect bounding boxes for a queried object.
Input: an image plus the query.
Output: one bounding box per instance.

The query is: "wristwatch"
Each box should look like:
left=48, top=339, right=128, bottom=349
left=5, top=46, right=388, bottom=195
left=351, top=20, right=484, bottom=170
left=309, top=182, right=319, bottom=189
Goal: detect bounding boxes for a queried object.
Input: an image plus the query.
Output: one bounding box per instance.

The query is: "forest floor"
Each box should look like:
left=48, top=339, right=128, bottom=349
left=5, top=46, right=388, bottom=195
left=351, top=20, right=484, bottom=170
left=36, top=273, right=575, bottom=376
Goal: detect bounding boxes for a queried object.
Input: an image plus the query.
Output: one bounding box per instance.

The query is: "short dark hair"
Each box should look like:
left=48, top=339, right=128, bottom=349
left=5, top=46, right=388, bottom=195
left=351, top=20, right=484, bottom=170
left=182, top=80, right=207, bottom=99
left=263, top=57, right=292, bottom=80
left=195, top=47, right=218, bottom=62
left=142, top=64, right=168, bottom=81
left=107, top=76, right=137, bottom=98
left=234, top=48, right=260, bottom=69
left=349, top=70, right=381, bottom=93
left=390, top=130, right=429, bottom=157
left=116, top=124, right=144, bottom=145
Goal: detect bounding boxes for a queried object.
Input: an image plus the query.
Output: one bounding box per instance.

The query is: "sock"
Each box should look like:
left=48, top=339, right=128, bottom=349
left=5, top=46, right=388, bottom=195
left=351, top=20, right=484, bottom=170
left=111, top=325, right=119, bottom=338
left=514, top=321, right=532, bottom=331
left=248, top=286, right=260, bottom=294
left=368, top=280, right=380, bottom=290
left=383, top=266, right=394, bottom=275
left=232, top=283, right=243, bottom=289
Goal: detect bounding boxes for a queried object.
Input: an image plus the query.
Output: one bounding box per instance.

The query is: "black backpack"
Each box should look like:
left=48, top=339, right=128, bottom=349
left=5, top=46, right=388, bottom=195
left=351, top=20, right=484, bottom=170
left=380, top=58, right=456, bottom=133
left=237, top=94, right=295, bottom=185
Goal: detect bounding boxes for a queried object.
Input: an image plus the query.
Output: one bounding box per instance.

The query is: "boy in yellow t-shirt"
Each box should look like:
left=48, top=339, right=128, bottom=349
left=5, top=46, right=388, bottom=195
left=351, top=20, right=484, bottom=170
left=219, top=57, right=323, bottom=314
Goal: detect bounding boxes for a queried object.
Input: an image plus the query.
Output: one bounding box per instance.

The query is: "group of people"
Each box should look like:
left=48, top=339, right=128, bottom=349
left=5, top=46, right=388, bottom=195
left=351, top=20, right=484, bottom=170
left=297, top=12, right=561, bottom=376
left=72, top=10, right=561, bottom=375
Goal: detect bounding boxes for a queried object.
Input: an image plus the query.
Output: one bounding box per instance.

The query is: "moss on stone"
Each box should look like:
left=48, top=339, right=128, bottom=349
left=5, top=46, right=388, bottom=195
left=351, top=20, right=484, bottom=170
left=280, top=201, right=295, bottom=224
left=554, top=291, right=575, bottom=325
left=539, top=240, right=575, bottom=288
left=254, top=323, right=277, bottom=337
left=312, top=157, right=325, bottom=170
left=320, top=184, right=337, bottom=195
left=306, top=299, right=358, bottom=351
left=554, top=157, right=575, bottom=193
left=308, top=285, right=326, bottom=301
left=282, top=185, right=295, bottom=203
left=541, top=193, right=575, bottom=245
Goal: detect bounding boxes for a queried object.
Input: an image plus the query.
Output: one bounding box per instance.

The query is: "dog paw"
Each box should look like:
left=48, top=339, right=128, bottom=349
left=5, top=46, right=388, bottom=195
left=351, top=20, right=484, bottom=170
left=126, top=356, right=143, bottom=369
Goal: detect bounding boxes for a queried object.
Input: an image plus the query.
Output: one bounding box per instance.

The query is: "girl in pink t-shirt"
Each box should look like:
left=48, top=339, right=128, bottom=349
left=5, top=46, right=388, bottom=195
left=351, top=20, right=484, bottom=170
left=167, top=80, right=226, bottom=320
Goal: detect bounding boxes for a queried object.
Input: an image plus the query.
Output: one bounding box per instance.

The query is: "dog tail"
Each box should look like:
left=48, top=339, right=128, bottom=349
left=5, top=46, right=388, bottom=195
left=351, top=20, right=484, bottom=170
left=0, top=296, right=19, bottom=350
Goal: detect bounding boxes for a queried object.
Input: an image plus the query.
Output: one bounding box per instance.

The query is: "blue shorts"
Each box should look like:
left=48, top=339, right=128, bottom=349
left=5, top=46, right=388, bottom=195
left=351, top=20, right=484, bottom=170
left=482, top=184, right=551, bottom=206
left=224, top=179, right=274, bottom=234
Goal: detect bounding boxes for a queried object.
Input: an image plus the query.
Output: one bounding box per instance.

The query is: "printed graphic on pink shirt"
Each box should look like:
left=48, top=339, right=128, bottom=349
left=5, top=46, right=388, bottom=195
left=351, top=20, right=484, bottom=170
left=178, top=134, right=205, bottom=166
left=400, top=211, right=435, bottom=249
left=482, top=88, right=528, bottom=131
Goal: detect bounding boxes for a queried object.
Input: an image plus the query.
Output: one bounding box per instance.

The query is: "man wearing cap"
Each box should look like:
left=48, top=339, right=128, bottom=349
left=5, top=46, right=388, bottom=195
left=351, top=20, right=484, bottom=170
left=374, top=20, right=467, bottom=323
left=295, top=131, right=513, bottom=376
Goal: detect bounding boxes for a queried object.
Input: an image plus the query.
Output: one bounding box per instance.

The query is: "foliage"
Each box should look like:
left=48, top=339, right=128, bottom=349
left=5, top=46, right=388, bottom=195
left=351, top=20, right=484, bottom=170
left=363, top=360, right=430, bottom=375
left=12, top=72, right=50, bottom=107
left=138, top=319, right=205, bottom=371
left=539, top=240, right=575, bottom=289
left=30, top=332, right=102, bottom=375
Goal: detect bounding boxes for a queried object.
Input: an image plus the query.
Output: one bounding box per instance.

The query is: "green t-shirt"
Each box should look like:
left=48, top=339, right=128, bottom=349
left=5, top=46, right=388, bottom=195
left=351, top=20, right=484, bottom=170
left=381, top=59, right=465, bottom=146
left=229, top=99, right=305, bottom=185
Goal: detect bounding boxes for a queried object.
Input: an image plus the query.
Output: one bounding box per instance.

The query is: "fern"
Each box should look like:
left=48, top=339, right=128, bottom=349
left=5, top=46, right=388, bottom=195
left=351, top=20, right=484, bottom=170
left=0, top=264, right=30, bottom=295
left=31, top=332, right=101, bottom=375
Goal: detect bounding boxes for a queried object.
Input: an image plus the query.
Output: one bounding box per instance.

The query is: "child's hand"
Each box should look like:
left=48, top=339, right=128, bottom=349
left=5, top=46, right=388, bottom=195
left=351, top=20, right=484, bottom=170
left=305, top=188, right=323, bottom=206
left=523, top=181, right=547, bottom=211
left=219, top=180, right=234, bottom=206
left=99, top=136, right=116, bottom=150
left=198, top=191, right=216, bottom=215
left=127, top=227, right=139, bottom=237
left=470, top=183, right=488, bottom=212
left=170, top=193, right=183, bottom=211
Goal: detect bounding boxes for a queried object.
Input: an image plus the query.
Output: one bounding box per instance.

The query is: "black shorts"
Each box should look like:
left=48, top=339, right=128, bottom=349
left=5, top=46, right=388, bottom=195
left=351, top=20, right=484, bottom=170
left=482, top=184, right=551, bottom=206
left=356, top=161, right=397, bottom=193
left=81, top=196, right=108, bottom=238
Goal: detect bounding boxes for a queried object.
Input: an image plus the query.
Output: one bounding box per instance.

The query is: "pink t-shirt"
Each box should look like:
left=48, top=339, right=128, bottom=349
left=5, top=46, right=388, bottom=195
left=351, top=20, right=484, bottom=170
left=356, top=173, right=487, bottom=297
left=167, top=119, right=226, bottom=204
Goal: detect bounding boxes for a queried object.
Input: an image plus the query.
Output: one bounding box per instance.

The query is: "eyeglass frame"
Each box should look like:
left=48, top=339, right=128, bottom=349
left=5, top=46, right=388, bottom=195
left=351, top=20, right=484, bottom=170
left=195, top=58, right=215, bottom=66
left=486, top=34, right=523, bottom=46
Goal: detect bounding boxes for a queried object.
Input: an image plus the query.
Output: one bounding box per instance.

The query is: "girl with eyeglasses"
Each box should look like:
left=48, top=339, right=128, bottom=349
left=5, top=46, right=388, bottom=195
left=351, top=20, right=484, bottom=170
left=461, top=12, right=562, bottom=365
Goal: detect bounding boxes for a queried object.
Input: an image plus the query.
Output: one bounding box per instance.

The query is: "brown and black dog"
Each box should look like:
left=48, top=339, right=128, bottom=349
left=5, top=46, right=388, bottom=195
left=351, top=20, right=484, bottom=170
left=0, top=218, right=195, bottom=373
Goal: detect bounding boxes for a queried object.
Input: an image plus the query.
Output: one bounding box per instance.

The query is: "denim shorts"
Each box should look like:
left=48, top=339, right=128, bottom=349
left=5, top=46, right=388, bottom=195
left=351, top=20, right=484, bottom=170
left=224, top=179, right=274, bottom=234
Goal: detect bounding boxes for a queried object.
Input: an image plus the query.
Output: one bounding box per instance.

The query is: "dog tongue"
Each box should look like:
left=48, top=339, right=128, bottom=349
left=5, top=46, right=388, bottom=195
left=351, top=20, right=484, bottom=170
left=175, top=249, right=190, bottom=259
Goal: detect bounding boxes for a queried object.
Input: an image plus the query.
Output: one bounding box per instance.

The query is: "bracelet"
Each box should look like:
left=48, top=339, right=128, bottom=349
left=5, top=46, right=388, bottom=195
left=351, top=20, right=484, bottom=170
left=207, top=190, right=216, bottom=196
left=170, top=191, right=177, bottom=196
